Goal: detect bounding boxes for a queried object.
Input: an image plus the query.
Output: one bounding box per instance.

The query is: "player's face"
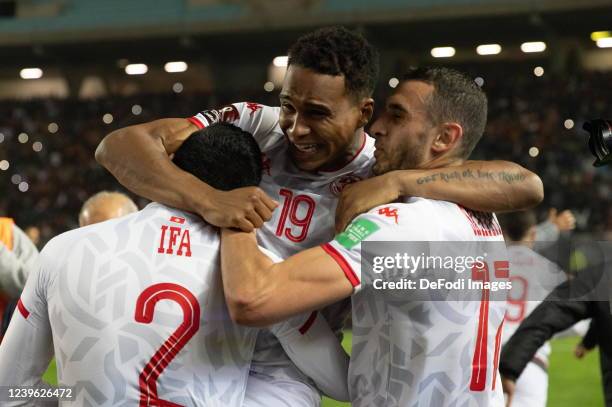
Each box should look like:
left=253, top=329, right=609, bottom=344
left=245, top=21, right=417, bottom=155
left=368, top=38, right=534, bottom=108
left=279, top=65, right=370, bottom=172
left=370, top=80, right=438, bottom=175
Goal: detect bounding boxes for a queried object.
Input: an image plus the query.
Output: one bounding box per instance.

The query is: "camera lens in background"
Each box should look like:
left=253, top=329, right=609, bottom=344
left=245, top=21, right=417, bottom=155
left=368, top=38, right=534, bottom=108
left=584, top=119, right=612, bottom=167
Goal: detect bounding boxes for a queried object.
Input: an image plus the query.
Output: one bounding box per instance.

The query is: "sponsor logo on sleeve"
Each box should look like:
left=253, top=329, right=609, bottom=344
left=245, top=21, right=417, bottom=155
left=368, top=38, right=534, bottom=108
left=246, top=102, right=262, bottom=116
left=377, top=207, right=399, bottom=224
left=198, top=105, right=240, bottom=126
left=335, top=218, right=380, bottom=249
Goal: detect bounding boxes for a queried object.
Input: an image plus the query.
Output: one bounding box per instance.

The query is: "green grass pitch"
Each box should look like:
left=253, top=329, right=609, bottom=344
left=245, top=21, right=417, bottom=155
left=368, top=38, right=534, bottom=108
left=42, top=332, right=603, bottom=406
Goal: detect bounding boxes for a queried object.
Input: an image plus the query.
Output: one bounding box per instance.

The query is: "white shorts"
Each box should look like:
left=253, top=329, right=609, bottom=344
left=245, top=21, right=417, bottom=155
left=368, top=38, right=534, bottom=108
left=511, top=361, right=548, bottom=407
left=243, top=370, right=321, bottom=407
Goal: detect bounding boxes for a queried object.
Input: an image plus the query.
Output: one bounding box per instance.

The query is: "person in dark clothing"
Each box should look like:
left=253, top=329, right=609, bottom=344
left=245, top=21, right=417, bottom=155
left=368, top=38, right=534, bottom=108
left=500, top=255, right=612, bottom=406
left=575, top=319, right=599, bottom=359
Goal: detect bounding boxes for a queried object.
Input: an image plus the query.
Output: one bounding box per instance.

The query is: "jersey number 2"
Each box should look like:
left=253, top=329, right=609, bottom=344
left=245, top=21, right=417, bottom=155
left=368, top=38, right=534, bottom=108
left=135, top=283, right=200, bottom=406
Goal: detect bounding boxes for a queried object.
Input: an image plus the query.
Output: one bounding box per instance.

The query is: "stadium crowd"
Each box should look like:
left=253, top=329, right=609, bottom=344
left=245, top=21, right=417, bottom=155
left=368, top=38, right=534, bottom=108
left=0, top=68, right=611, bottom=246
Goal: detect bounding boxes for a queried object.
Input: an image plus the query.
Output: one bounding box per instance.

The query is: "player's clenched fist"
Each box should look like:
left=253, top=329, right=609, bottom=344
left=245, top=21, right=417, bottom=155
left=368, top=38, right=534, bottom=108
left=199, top=187, right=278, bottom=232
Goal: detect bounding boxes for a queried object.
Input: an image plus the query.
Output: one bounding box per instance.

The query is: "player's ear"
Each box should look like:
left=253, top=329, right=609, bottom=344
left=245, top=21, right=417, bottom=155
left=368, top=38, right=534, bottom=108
left=431, top=122, right=463, bottom=154
left=358, top=97, right=374, bottom=128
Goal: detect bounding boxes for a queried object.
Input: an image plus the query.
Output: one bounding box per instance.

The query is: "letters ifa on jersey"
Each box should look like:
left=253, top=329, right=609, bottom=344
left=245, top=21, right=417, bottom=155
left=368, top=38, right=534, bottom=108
left=157, top=217, right=192, bottom=257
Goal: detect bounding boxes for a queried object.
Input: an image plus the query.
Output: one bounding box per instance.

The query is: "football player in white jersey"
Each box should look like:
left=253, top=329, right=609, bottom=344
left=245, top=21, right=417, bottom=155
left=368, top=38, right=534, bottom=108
left=0, top=123, right=349, bottom=406
left=219, top=67, right=511, bottom=406
left=96, top=26, right=543, bottom=405
left=496, top=211, right=592, bottom=407
left=497, top=211, right=565, bottom=407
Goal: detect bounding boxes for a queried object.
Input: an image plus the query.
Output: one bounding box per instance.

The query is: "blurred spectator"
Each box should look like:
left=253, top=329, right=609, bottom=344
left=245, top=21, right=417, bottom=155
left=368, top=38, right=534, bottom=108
left=78, top=191, right=138, bottom=227
left=0, top=217, right=39, bottom=297
left=23, top=226, right=41, bottom=249
left=536, top=208, right=576, bottom=242
left=0, top=217, right=39, bottom=342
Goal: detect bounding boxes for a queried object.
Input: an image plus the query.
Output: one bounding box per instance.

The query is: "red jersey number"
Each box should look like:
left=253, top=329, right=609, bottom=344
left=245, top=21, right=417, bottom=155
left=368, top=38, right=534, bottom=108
left=135, top=283, right=200, bottom=406
left=275, top=188, right=316, bottom=243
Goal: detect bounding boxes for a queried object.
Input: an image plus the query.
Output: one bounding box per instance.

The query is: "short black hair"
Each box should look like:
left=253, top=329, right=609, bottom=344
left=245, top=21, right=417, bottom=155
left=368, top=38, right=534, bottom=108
left=173, top=123, right=262, bottom=191
left=401, top=67, right=487, bottom=158
left=498, top=211, right=537, bottom=241
left=288, top=26, right=379, bottom=100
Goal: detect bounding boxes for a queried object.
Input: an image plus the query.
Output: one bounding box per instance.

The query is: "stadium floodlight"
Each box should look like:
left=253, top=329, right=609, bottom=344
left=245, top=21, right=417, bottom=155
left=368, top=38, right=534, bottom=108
left=125, top=64, right=148, bottom=75
left=431, top=47, right=455, bottom=58
left=164, top=61, right=188, bottom=73
left=273, top=56, right=288, bottom=67
left=591, top=31, right=611, bottom=41
left=476, top=44, right=501, bottom=55
left=596, top=38, right=612, bottom=48
left=20, top=68, right=43, bottom=79
left=520, top=42, right=546, bottom=53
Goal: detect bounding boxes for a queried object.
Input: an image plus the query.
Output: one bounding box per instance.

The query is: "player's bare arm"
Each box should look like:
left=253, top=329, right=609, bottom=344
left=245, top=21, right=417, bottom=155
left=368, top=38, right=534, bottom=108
left=335, top=160, right=543, bottom=231
left=220, top=228, right=352, bottom=327
left=95, top=118, right=277, bottom=231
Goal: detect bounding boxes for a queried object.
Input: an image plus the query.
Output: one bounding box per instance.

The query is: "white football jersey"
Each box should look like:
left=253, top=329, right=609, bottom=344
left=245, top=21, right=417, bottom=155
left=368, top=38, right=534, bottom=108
left=0, top=203, right=349, bottom=406
left=502, top=245, right=566, bottom=363
left=191, top=102, right=375, bottom=381
left=323, top=198, right=508, bottom=407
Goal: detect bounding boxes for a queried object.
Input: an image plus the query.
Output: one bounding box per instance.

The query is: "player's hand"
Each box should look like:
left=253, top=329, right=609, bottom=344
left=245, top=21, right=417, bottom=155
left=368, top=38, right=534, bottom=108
left=501, top=376, right=516, bottom=407
left=574, top=343, right=590, bottom=359
left=548, top=208, right=576, bottom=231
left=199, top=187, right=278, bottom=232
left=335, top=173, right=400, bottom=233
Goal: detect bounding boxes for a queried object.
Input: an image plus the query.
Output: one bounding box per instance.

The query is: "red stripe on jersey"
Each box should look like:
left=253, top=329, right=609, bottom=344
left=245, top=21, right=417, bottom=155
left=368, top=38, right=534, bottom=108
left=187, top=116, right=205, bottom=129
left=459, top=206, right=480, bottom=235
left=492, top=319, right=505, bottom=390
left=321, top=244, right=360, bottom=287
left=469, top=279, right=490, bottom=391
left=17, top=298, right=29, bottom=319
left=298, top=311, right=318, bottom=335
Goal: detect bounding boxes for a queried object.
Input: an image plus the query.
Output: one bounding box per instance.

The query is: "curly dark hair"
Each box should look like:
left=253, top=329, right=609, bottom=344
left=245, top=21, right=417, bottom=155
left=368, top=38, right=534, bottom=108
left=288, top=26, right=379, bottom=100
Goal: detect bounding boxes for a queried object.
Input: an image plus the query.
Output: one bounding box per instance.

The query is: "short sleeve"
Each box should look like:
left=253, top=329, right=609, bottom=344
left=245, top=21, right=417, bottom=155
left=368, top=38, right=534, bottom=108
left=189, top=102, right=281, bottom=149
left=322, top=206, right=401, bottom=294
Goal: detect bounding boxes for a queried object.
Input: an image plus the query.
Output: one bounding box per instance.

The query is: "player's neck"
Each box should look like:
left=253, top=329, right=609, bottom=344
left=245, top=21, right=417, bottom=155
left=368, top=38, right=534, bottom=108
left=418, top=155, right=464, bottom=171
left=319, top=129, right=365, bottom=172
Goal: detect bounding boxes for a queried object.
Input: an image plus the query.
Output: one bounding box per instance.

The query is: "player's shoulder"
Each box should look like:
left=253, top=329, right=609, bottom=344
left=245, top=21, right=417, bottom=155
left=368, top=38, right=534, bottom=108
left=344, top=198, right=443, bottom=241
left=40, top=211, right=138, bottom=260
left=368, top=197, right=453, bottom=223
left=232, top=102, right=280, bottom=121
left=363, top=197, right=475, bottom=239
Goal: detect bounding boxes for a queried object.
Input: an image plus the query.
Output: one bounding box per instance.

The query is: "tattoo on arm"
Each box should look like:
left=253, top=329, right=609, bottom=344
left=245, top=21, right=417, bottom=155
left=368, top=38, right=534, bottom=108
left=416, top=169, right=527, bottom=185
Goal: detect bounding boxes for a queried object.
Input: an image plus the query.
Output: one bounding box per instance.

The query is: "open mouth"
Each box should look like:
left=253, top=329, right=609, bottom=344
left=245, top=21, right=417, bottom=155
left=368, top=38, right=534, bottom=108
left=292, top=143, right=321, bottom=154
